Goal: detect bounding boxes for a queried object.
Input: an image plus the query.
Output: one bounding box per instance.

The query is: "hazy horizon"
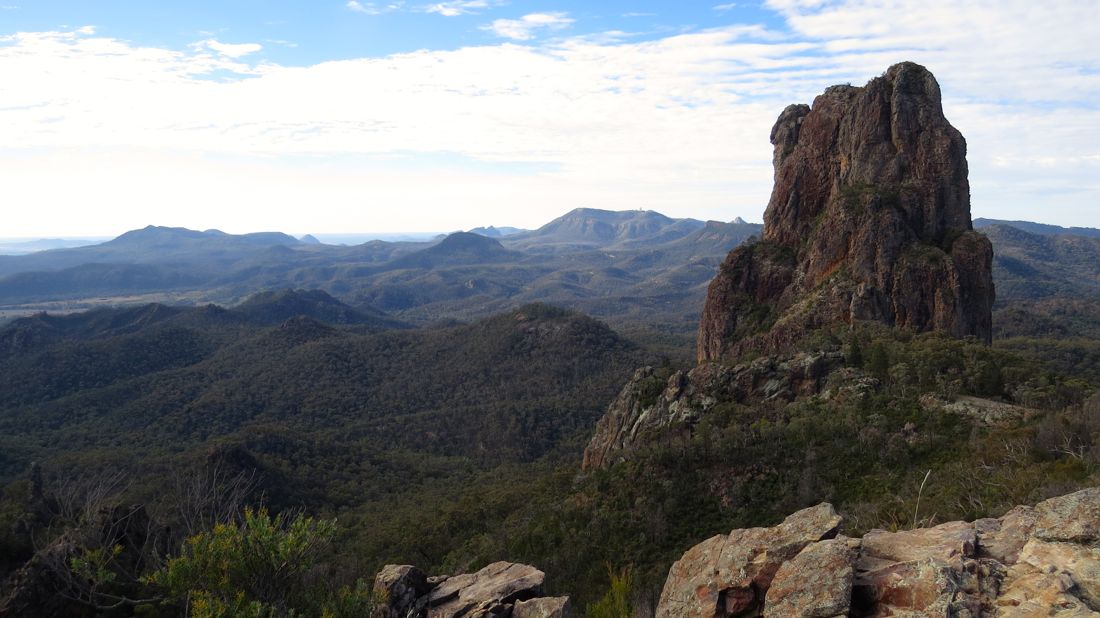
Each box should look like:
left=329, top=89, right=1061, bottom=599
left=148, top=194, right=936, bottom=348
left=3, top=208, right=1100, bottom=247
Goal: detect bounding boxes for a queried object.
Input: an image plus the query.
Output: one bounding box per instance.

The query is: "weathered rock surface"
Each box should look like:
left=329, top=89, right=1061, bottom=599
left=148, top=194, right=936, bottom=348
left=512, top=596, right=571, bottom=618
left=656, top=487, right=1100, bottom=617
left=765, top=536, right=858, bottom=618
left=374, top=561, right=567, bottom=618
left=698, top=61, right=994, bottom=363
left=375, top=564, right=433, bottom=618
left=920, top=395, right=1038, bottom=427
left=583, top=352, right=845, bottom=469
left=656, top=503, right=842, bottom=617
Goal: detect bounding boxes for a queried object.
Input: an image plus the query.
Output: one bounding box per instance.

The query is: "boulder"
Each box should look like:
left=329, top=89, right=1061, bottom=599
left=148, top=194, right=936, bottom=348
left=657, top=486, right=1100, bottom=617
left=1032, top=487, right=1100, bottom=544
left=655, top=503, right=841, bottom=617
left=427, top=561, right=546, bottom=618
left=853, top=521, right=982, bottom=616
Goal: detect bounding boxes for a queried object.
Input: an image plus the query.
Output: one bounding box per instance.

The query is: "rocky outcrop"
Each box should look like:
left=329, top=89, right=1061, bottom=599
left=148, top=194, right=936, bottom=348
left=582, top=352, right=849, bottom=470
left=373, top=561, right=570, bottom=618
left=698, top=62, right=994, bottom=363
left=656, top=504, right=842, bottom=617
left=656, top=487, right=1100, bottom=617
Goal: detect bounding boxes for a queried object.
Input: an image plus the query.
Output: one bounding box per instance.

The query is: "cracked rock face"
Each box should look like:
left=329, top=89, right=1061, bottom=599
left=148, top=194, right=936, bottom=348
left=655, top=503, right=843, bottom=618
left=374, top=561, right=569, bottom=618
left=698, top=62, right=994, bottom=363
left=655, top=487, right=1100, bottom=618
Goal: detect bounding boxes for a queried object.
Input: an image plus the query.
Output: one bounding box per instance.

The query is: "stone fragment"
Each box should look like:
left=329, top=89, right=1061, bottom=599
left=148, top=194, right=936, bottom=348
left=858, top=521, right=976, bottom=567
left=975, top=505, right=1038, bottom=565
left=513, top=596, right=571, bottom=618
left=375, top=564, right=433, bottom=618
left=764, top=536, right=858, bottom=618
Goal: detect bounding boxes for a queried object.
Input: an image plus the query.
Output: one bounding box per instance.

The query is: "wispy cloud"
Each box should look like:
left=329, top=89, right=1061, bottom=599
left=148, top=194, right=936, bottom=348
left=423, top=0, right=490, bottom=16
left=347, top=1, right=406, bottom=15
left=192, top=39, right=262, bottom=58
left=713, top=3, right=737, bottom=10
left=482, top=12, right=574, bottom=41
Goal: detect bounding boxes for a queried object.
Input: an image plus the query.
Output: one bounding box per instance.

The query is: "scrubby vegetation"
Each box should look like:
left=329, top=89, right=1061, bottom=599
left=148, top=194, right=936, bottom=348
left=1, top=298, right=1098, bottom=615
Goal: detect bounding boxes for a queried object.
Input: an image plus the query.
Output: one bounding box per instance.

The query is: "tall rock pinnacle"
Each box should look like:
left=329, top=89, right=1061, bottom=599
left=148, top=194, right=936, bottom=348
left=698, top=62, right=994, bottom=363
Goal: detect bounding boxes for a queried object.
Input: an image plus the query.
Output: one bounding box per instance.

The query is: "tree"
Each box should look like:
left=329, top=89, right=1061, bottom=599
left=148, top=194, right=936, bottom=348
left=149, top=507, right=375, bottom=617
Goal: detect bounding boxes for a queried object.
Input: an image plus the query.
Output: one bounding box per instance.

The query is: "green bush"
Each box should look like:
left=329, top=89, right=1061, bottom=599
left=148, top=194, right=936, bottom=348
left=586, top=566, right=633, bottom=618
left=150, top=508, right=375, bottom=618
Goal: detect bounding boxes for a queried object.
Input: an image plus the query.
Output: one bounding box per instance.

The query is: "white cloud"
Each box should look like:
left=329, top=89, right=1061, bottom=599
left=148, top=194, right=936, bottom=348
left=193, top=39, right=262, bottom=58
left=347, top=0, right=405, bottom=14
left=75, top=25, right=96, bottom=35
left=0, top=2, right=1097, bottom=235
left=424, top=0, right=490, bottom=16
left=482, top=12, right=574, bottom=41
left=713, top=3, right=737, bottom=11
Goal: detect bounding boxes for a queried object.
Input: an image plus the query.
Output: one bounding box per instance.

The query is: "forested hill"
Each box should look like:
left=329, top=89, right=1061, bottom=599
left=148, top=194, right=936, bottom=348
left=0, top=299, right=651, bottom=501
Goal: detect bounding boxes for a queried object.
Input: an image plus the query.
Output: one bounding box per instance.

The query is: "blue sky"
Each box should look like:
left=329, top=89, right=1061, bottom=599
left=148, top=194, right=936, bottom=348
left=3, top=2, right=784, bottom=64
left=0, top=1, right=1097, bottom=236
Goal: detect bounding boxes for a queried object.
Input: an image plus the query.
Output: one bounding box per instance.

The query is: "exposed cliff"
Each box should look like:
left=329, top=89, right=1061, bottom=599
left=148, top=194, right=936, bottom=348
left=698, top=62, right=994, bottom=363
left=655, top=486, right=1100, bottom=617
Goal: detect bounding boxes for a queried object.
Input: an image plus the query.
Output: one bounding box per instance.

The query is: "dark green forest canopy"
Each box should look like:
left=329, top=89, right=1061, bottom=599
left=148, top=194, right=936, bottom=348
left=2, top=287, right=1100, bottom=613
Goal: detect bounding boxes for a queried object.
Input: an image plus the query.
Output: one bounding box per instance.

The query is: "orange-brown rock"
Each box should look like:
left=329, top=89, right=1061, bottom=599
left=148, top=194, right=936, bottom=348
left=656, top=487, right=1100, bottom=618
left=655, top=503, right=842, bottom=618
left=764, top=536, right=859, bottom=617
left=699, top=62, right=994, bottom=363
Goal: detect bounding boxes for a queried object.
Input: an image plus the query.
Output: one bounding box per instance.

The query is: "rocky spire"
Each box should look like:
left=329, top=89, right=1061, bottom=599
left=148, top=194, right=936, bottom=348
left=698, top=62, right=994, bottom=363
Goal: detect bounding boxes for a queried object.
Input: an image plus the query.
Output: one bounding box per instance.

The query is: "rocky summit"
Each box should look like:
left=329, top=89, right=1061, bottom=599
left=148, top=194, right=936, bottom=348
left=698, top=62, right=994, bottom=363
left=655, top=487, right=1100, bottom=618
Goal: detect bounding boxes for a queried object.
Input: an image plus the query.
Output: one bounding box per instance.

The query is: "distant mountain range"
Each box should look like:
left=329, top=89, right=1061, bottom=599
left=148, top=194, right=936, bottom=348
left=974, top=218, right=1100, bottom=238
left=0, top=210, right=763, bottom=342
left=1, top=210, right=1097, bottom=340
left=0, top=238, right=108, bottom=255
